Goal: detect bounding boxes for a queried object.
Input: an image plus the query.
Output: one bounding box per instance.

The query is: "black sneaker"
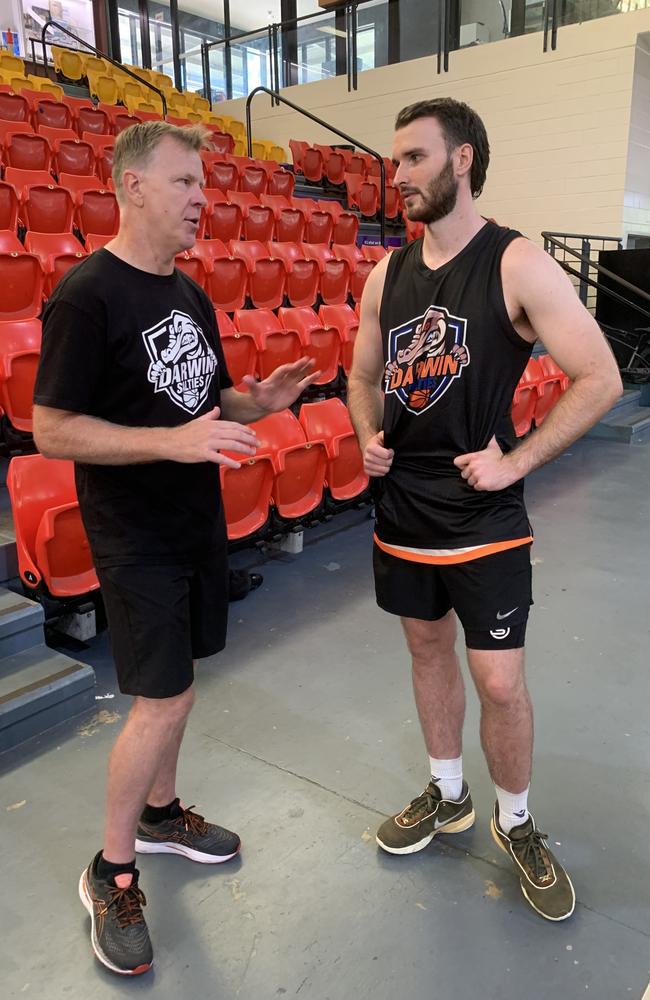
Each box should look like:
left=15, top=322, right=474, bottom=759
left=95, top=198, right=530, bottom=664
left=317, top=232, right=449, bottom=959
left=376, top=780, right=475, bottom=854
left=491, top=803, right=576, bottom=921
left=135, top=801, right=241, bottom=863
left=78, top=852, right=153, bottom=976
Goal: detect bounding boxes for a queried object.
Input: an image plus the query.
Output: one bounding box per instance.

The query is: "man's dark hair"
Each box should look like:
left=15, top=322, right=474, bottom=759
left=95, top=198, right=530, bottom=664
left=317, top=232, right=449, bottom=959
left=395, top=98, right=490, bottom=198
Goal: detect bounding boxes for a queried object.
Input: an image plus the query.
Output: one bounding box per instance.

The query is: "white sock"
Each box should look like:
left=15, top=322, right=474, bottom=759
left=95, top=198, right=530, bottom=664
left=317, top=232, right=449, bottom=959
left=429, top=755, right=463, bottom=801
left=495, top=784, right=530, bottom=834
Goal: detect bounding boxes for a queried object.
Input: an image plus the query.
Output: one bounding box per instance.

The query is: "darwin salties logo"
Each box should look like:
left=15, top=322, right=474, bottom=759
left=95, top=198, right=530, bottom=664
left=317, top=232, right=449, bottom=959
left=142, top=310, right=217, bottom=415
left=384, top=304, right=470, bottom=415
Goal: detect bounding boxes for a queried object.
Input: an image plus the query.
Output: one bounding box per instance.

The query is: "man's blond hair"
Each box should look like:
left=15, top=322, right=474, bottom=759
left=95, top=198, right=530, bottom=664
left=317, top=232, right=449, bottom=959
left=112, top=122, right=209, bottom=201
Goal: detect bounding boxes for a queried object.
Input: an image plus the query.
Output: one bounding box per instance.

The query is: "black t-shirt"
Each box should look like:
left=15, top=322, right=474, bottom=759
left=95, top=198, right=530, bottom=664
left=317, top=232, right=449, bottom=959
left=33, top=249, right=233, bottom=568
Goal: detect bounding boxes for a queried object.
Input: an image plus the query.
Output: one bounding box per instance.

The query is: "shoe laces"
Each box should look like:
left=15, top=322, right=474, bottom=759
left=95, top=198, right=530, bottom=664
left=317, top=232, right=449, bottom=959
left=516, top=828, right=553, bottom=883
left=402, top=787, right=438, bottom=823
left=102, top=883, right=147, bottom=929
left=176, top=804, right=209, bottom=836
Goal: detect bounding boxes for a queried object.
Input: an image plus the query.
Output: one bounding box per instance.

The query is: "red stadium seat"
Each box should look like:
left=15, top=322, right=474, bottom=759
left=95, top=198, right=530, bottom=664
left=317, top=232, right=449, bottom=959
left=314, top=144, right=347, bottom=186
left=228, top=239, right=285, bottom=310
left=59, top=173, right=106, bottom=198
left=332, top=243, right=375, bottom=302
left=81, top=132, right=115, bottom=156
left=368, top=156, right=396, bottom=182
left=206, top=194, right=242, bottom=242
left=319, top=303, right=358, bottom=374
left=0, top=181, right=19, bottom=230
left=38, top=124, right=77, bottom=144
left=4, top=167, right=55, bottom=196
left=0, top=318, right=42, bottom=432
left=279, top=306, right=341, bottom=385
left=289, top=139, right=308, bottom=174
left=0, top=92, right=30, bottom=123
left=345, top=172, right=379, bottom=217
left=215, top=308, right=257, bottom=387
left=97, top=147, right=114, bottom=186
left=76, top=105, right=111, bottom=138
left=174, top=251, right=207, bottom=288
left=85, top=233, right=112, bottom=252
left=7, top=454, right=99, bottom=597
left=511, top=358, right=542, bottom=437
left=112, top=112, right=145, bottom=135
left=362, top=244, right=388, bottom=262
left=239, top=164, right=268, bottom=197
left=302, top=243, right=351, bottom=304
left=299, top=398, right=368, bottom=500
left=300, top=200, right=333, bottom=245
left=266, top=241, right=320, bottom=309
left=75, top=189, right=119, bottom=237
left=205, top=244, right=248, bottom=312
left=260, top=194, right=305, bottom=243
left=251, top=409, right=326, bottom=519
left=25, top=231, right=86, bottom=295
left=234, top=308, right=302, bottom=379
left=4, top=131, right=52, bottom=171
left=368, top=176, right=401, bottom=219
left=219, top=453, right=274, bottom=540
left=317, top=199, right=359, bottom=244
left=0, top=230, right=23, bottom=252
left=302, top=146, right=324, bottom=184
left=186, top=238, right=225, bottom=275
left=33, top=99, right=73, bottom=132
left=207, top=131, right=235, bottom=156
left=61, top=96, right=94, bottom=121
left=0, top=252, right=44, bottom=320
left=207, top=160, right=239, bottom=194
left=267, top=168, right=295, bottom=198
left=51, top=137, right=95, bottom=176
left=22, top=184, right=74, bottom=234
left=227, top=191, right=275, bottom=243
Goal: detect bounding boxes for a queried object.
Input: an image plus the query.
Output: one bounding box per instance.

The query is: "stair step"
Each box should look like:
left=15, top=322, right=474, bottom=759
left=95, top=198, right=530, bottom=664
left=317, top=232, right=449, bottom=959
left=587, top=403, right=650, bottom=443
left=0, top=587, right=43, bottom=657
left=0, top=645, right=95, bottom=753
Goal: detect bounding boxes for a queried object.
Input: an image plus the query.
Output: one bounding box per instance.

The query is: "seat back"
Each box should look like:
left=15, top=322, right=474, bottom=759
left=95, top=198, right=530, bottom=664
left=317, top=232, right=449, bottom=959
left=0, top=318, right=41, bottom=431
left=0, top=253, right=44, bottom=319
left=76, top=189, right=119, bottom=237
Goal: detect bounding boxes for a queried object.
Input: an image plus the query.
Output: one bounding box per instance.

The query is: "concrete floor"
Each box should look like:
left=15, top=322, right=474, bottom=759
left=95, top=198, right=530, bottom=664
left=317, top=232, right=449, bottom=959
left=1, top=436, right=649, bottom=1000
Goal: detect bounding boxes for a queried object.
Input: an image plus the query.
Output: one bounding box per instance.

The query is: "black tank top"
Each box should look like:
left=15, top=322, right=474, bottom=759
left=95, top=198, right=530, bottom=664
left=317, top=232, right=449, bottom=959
left=375, top=222, right=534, bottom=556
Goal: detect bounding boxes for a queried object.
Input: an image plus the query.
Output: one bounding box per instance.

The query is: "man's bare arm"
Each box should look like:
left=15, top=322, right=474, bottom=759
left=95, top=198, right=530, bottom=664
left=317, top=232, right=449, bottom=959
left=33, top=404, right=259, bottom=469
left=455, top=241, right=623, bottom=490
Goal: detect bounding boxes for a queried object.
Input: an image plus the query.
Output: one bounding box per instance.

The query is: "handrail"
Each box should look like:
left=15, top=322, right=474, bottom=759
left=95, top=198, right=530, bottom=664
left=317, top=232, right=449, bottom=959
left=245, top=85, right=387, bottom=248
left=542, top=233, right=650, bottom=305
left=40, top=20, right=168, bottom=117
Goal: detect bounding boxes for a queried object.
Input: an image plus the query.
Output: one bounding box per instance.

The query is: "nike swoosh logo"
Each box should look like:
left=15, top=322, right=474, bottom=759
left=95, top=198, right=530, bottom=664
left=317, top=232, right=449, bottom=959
left=496, top=607, right=518, bottom=620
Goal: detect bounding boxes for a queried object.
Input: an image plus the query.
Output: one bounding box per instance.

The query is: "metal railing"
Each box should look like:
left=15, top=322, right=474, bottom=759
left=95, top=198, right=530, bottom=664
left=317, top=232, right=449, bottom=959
left=543, top=230, right=650, bottom=383
left=36, top=20, right=168, bottom=117
left=246, top=86, right=387, bottom=248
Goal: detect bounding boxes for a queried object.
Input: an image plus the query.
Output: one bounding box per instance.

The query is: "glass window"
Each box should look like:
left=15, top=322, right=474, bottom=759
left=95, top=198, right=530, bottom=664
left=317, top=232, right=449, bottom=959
left=148, top=0, right=175, bottom=82
left=118, top=0, right=142, bottom=66
left=177, top=1, right=225, bottom=99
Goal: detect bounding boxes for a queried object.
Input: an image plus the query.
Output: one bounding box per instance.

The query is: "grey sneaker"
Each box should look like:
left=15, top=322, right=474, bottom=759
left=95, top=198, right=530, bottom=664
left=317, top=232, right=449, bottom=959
left=78, top=852, right=153, bottom=976
left=377, top=780, right=475, bottom=854
left=135, top=800, right=240, bottom=863
left=491, top=803, right=576, bottom=921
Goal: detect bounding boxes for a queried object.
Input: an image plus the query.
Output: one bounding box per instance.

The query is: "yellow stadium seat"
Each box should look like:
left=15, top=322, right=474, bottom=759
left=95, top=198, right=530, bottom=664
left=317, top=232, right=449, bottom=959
left=183, top=109, right=203, bottom=123
left=270, top=144, right=286, bottom=162
left=88, top=72, right=119, bottom=105
left=203, top=113, right=225, bottom=129
left=52, top=46, right=84, bottom=83
left=6, top=75, right=29, bottom=93
left=120, top=78, right=146, bottom=106
left=0, top=53, right=24, bottom=77
left=221, top=116, right=245, bottom=140
left=83, top=55, right=110, bottom=78
left=251, top=140, right=272, bottom=160
left=233, top=138, right=246, bottom=156
left=185, top=93, right=210, bottom=115
left=135, top=102, right=160, bottom=116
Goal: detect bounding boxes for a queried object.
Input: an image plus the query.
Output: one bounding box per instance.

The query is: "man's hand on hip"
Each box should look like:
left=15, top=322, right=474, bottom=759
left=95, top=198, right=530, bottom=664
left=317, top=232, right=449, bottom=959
left=454, top=436, right=521, bottom=491
left=166, top=406, right=260, bottom=468
left=363, top=431, right=394, bottom=478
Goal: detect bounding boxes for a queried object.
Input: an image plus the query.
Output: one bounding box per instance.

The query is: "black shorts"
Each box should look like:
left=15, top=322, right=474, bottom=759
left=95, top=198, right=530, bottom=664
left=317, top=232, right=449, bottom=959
left=97, top=547, right=229, bottom=699
left=373, top=543, right=533, bottom=650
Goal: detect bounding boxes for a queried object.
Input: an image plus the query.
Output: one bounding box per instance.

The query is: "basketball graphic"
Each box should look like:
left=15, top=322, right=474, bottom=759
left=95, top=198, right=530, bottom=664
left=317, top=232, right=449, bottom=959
left=182, top=388, right=200, bottom=410
left=408, top=388, right=432, bottom=410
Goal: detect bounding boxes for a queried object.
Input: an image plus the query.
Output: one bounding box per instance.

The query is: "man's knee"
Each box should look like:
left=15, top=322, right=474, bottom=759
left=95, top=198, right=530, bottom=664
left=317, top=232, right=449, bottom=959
left=132, top=684, right=196, bottom=727
left=472, top=655, right=527, bottom=708
left=402, top=610, right=457, bottom=664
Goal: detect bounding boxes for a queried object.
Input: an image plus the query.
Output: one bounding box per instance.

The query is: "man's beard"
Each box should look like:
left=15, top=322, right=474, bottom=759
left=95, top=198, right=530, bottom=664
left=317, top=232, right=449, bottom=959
left=403, top=157, right=458, bottom=224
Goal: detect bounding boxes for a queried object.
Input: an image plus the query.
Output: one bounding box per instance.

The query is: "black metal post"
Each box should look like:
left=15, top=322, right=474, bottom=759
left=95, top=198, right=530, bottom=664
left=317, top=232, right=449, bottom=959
left=170, top=0, right=182, bottom=91
left=351, top=1, right=358, bottom=90
left=346, top=5, right=352, bottom=91
left=272, top=23, right=280, bottom=105
left=201, top=41, right=212, bottom=108
left=437, top=0, right=442, bottom=74
left=444, top=0, right=450, bottom=72
left=551, top=0, right=559, bottom=50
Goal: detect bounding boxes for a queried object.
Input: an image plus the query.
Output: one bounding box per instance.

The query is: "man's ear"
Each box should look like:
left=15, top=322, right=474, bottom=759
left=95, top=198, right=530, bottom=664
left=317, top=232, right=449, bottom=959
left=121, top=167, right=144, bottom=207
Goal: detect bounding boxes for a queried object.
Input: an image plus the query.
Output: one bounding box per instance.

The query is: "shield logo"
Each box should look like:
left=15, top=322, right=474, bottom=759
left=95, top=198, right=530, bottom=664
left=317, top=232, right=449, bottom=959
left=384, top=304, right=469, bottom=415
left=142, top=310, right=217, bottom=415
